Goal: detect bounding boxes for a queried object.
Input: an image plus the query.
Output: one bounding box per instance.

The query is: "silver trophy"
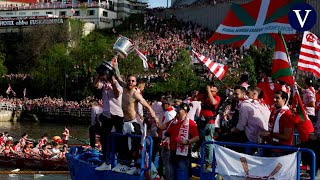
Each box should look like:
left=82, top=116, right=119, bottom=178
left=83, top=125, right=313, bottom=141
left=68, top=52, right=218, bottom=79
left=113, top=36, right=135, bottom=57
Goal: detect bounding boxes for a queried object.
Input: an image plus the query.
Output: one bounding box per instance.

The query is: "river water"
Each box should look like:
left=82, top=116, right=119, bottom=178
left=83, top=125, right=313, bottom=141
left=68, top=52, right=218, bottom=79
left=0, top=121, right=90, bottom=180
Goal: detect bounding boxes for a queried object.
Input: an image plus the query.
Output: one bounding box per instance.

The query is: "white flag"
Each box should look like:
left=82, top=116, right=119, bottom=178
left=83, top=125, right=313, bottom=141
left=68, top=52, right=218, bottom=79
left=23, top=88, right=26, bottom=97
left=214, top=144, right=298, bottom=180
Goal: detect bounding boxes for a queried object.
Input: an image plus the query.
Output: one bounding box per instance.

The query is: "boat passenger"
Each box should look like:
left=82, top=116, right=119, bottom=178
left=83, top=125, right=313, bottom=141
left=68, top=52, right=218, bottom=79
left=0, top=140, right=13, bottom=156
left=62, top=127, right=70, bottom=145
left=51, top=142, right=61, bottom=159
left=2, top=132, right=8, bottom=143
left=12, top=141, right=22, bottom=156
left=59, top=145, right=68, bottom=161
left=31, top=142, right=42, bottom=159
left=41, top=144, right=52, bottom=159
left=23, top=141, right=33, bottom=158
left=0, top=133, right=4, bottom=146
left=19, top=133, right=28, bottom=148
left=37, top=133, right=48, bottom=148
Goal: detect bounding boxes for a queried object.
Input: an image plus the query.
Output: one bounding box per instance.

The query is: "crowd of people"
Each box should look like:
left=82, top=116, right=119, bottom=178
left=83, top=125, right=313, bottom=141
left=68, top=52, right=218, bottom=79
left=0, top=129, right=69, bottom=161
left=1, top=73, right=31, bottom=80
left=86, top=65, right=320, bottom=179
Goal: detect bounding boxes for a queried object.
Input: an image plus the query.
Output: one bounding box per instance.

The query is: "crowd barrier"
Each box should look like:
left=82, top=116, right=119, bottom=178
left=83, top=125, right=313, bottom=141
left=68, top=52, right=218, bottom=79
left=200, top=141, right=316, bottom=180
left=40, top=107, right=91, bottom=117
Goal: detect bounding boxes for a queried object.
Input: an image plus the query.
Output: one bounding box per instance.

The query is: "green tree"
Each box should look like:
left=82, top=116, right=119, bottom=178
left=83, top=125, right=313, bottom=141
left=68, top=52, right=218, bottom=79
left=32, top=43, right=71, bottom=97
left=0, top=43, right=8, bottom=75
left=146, top=49, right=199, bottom=97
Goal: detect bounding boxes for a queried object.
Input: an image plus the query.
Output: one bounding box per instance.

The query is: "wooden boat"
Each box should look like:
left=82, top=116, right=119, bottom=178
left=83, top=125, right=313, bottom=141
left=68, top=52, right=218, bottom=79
left=0, top=155, right=68, bottom=171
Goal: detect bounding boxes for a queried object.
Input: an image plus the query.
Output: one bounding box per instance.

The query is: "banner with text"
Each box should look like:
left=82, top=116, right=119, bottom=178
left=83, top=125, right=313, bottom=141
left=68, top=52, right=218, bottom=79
left=208, top=0, right=303, bottom=48
left=0, top=18, right=65, bottom=27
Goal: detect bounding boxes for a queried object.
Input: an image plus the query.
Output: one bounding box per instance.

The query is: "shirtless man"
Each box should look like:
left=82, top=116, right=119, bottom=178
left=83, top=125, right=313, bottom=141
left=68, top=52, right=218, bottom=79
left=116, top=74, right=159, bottom=127
left=113, top=68, right=159, bottom=174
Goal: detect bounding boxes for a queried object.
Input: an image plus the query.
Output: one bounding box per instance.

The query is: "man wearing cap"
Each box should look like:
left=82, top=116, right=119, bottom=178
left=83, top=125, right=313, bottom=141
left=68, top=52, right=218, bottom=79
left=160, top=103, right=199, bottom=180
left=158, top=99, right=176, bottom=180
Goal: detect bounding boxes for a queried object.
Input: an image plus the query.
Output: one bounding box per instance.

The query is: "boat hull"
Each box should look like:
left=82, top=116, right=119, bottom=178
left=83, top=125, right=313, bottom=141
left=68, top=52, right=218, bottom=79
left=0, top=155, right=68, bottom=171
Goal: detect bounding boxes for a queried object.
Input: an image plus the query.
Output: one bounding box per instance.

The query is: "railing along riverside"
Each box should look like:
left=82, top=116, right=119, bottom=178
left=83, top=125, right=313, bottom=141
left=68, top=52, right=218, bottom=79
left=38, top=107, right=91, bottom=117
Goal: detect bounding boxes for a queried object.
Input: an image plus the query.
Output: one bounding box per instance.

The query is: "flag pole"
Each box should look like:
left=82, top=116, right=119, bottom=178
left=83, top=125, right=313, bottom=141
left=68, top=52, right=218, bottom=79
left=279, top=31, right=295, bottom=81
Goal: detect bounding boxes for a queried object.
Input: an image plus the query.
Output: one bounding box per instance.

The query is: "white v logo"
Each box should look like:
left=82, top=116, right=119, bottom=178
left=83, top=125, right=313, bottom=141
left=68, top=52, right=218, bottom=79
left=293, top=10, right=312, bottom=28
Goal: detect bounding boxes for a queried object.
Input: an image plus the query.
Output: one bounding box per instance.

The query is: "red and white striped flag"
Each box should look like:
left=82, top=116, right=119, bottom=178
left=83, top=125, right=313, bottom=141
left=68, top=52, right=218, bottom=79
left=298, top=31, right=320, bottom=77
left=192, top=50, right=229, bottom=80
left=135, top=49, right=154, bottom=70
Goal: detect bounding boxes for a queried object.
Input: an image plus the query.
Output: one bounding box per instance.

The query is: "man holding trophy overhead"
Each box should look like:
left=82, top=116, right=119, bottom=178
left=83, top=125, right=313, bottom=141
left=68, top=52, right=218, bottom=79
left=94, top=59, right=123, bottom=171
left=95, top=36, right=160, bottom=174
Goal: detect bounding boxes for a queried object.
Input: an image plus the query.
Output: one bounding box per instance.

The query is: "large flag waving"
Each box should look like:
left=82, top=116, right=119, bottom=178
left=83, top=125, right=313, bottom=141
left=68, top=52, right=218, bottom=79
left=192, top=50, right=228, bottom=80
left=297, top=31, right=320, bottom=77
left=208, top=0, right=302, bottom=48
left=271, top=36, right=293, bottom=85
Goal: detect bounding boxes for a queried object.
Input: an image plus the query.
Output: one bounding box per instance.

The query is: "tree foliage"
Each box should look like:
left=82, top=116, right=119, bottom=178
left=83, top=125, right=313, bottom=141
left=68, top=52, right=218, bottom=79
left=145, top=49, right=200, bottom=98
left=31, top=43, right=71, bottom=98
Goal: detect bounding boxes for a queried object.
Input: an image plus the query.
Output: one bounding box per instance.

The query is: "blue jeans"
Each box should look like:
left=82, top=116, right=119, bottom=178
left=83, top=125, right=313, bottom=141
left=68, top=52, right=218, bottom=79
left=169, top=152, right=190, bottom=180
left=204, top=123, right=215, bottom=164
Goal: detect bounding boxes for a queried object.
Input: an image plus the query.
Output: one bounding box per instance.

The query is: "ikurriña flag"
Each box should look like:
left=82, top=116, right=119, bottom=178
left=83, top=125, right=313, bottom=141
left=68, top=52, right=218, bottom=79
left=192, top=50, right=228, bottom=80
left=271, top=36, right=293, bottom=85
left=298, top=31, right=320, bottom=77
left=208, top=0, right=302, bottom=48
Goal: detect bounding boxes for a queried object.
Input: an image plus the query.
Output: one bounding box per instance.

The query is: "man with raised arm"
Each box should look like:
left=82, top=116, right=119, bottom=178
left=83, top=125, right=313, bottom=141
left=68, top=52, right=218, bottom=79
left=113, top=64, right=160, bottom=175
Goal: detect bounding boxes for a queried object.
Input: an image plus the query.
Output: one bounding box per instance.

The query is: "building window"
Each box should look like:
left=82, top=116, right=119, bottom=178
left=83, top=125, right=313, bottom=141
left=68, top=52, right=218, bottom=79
left=87, top=10, right=95, bottom=16
left=32, top=12, right=39, bottom=15
left=103, top=11, right=108, bottom=17
left=46, top=12, right=53, bottom=14
left=19, top=12, right=26, bottom=15
left=60, top=11, right=66, bottom=16
left=74, top=11, right=80, bottom=16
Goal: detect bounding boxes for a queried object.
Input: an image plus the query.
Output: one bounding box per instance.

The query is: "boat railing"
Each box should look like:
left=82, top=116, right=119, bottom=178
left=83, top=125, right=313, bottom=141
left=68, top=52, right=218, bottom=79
left=67, top=133, right=153, bottom=180
left=109, top=133, right=153, bottom=178
left=39, top=107, right=91, bottom=117
left=200, top=141, right=316, bottom=180
left=0, top=103, right=17, bottom=111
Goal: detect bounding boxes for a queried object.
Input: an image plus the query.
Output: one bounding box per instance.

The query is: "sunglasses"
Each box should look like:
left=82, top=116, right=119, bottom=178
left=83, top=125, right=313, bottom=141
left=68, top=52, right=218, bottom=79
left=127, top=80, right=136, bottom=82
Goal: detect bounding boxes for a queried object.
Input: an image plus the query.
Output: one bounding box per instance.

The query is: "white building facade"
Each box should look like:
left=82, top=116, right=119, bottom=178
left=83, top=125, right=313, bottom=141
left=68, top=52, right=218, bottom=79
left=0, top=0, right=147, bottom=29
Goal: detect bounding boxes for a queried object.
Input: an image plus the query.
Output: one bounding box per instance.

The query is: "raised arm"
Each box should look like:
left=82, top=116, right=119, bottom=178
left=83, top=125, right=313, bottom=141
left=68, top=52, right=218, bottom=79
left=134, top=92, right=159, bottom=126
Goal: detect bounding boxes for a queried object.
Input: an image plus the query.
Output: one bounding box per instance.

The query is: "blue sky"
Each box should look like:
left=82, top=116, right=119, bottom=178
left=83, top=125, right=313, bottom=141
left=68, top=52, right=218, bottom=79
left=148, top=0, right=171, bottom=8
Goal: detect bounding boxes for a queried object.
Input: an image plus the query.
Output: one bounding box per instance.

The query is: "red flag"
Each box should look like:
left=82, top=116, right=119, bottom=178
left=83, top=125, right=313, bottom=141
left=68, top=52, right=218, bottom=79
left=192, top=50, right=228, bottom=80
left=297, top=31, right=320, bottom=77
left=292, top=84, right=308, bottom=122
left=291, top=84, right=314, bottom=143
left=271, top=36, right=293, bottom=85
